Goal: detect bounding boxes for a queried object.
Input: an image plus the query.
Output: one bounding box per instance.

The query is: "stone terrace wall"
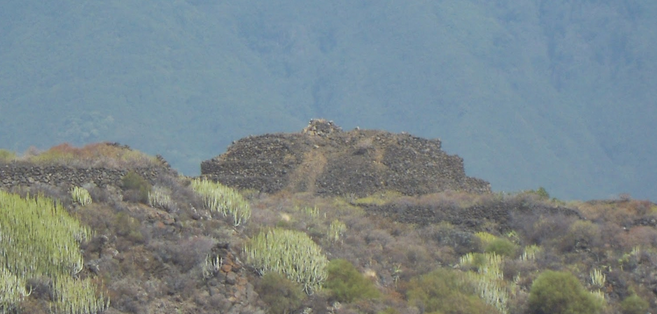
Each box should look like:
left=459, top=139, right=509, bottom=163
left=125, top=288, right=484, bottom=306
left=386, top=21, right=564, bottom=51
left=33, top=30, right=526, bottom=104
left=202, top=120, right=491, bottom=197
left=0, top=162, right=170, bottom=190
left=364, top=200, right=584, bottom=230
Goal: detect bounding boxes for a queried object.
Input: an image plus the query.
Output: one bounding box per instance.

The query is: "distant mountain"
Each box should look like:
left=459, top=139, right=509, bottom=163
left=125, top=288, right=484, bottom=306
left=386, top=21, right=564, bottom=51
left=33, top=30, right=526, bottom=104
left=1, top=0, right=655, bottom=200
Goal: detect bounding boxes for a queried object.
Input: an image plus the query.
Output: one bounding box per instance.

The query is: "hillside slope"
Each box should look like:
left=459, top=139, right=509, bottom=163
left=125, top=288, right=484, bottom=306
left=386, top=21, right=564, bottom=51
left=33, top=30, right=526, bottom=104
left=2, top=143, right=657, bottom=313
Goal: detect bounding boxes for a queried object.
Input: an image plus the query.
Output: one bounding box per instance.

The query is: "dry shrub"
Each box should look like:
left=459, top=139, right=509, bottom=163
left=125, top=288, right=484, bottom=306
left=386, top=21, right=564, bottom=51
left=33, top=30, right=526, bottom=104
left=364, top=229, right=394, bottom=246
left=21, top=183, right=69, bottom=204
left=423, top=223, right=481, bottom=256
left=0, top=148, right=17, bottom=162
left=577, top=201, right=645, bottom=226
left=410, top=190, right=480, bottom=209
left=152, top=236, right=216, bottom=273
left=618, top=200, right=653, bottom=217
left=164, top=270, right=197, bottom=298
left=108, top=278, right=148, bottom=314
left=256, top=272, right=306, bottom=314
left=25, top=142, right=157, bottom=168
left=86, top=184, right=123, bottom=204
left=523, top=214, right=575, bottom=246
left=623, top=226, right=657, bottom=248
left=559, top=220, right=602, bottom=253
left=596, top=221, right=625, bottom=250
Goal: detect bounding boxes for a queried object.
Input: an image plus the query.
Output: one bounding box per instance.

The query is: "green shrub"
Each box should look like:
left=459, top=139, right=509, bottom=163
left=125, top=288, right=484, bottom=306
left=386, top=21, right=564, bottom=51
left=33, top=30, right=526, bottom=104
left=378, top=308, right=400, bottom=314
left=620, top=294, right=648, bottom=314
left=114, top=212, right=144, bottom=243
left=121, top=171, right=152, bottom=203
left=324, top=259, right=380, bottom=303
left=0, top=149, right=16, bottom=162
left=528, top=270, right=603, bottom=314
left=534, top=187, right=550, bottom=200
left=256, top=272, right=306, bottom=314
left=485, top=238, right=518, bottom=258
left=475, top=231, right=498, bottom=247
left=244, top=228, right=328, bottom=294
left=407, top=268, right=499, bottom=313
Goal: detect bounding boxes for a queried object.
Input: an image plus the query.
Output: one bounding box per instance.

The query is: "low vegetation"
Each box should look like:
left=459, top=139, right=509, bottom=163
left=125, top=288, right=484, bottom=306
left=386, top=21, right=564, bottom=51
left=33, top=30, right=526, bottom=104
left=528, top=270, right=603, bottom=314
left=324, top=259, right=380, bottom=302
left=407, top=268, right=499, bottom=313
left=255, top=272, right=306, bottom=314
left=0, top=143, right=656, bottom=313
left=191, top=178, right=251, bottom=226
left=0, top=191, right=108, bottom=314
left=71, top=186, right=92, bottom=206
left=120, top=171, right=152, bottom=203
left=2, top=143, right=158, bottom=168
left=244, top=228, right=328, bottom=294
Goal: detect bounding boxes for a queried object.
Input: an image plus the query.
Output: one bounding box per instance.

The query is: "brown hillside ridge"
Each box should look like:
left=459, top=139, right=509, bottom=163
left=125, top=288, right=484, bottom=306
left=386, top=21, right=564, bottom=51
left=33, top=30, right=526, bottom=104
left=201, top=119, right=491, bottom=197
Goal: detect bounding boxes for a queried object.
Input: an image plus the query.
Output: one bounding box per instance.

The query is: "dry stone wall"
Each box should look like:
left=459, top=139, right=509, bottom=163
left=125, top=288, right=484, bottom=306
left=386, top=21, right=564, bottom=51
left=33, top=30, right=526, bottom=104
left=202, top=119, right=491, bottom=197
left=364, top=199, right=584, bottom=230
left=0, top=162, right=169, bottom=190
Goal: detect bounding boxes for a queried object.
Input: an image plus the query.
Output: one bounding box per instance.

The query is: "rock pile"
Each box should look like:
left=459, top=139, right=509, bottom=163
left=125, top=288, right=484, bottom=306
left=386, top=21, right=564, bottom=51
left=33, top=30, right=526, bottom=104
left=202, top=120, right=491, bottom=197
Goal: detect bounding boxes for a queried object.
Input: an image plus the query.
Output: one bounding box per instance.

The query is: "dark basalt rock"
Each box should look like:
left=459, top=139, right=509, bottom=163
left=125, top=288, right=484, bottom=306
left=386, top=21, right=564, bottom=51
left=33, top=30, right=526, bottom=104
left=202, top=119, right=491, bottom=197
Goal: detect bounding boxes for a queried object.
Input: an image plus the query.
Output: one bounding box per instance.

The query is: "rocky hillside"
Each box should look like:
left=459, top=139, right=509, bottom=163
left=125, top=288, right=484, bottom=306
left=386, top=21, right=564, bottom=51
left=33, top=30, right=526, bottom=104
left=202, top=119, right=490, bottom=197
left=2, top=140, right=657, bottom=314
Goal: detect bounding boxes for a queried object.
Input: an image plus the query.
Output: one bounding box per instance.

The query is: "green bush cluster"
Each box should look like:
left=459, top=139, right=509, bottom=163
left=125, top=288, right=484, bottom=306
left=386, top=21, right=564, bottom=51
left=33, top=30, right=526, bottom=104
left=324, top=259, right=380, bottom=303
left=533, top=187, right=551, bottom=200
left=619, top=293, right=648, bottom=314
left=528, top=270, right=603, bottom=314
left=114, top=212, right=144, bottom=243
left=475, top=232, right=518, bottom=258
left=121, top=171, right=152, bottom=203
left=244, top=228, right=328, bottom=294
left=0, top=149, right=17, bottom=162
left=191, top=178, right=251, bottom=226
left=485, top=238, right=518, bottom=258
left=407, top=268, right=499, bottom=313
left=256, top=272, right=306, bottom=314
left=0, top=191, right=108, bottom=313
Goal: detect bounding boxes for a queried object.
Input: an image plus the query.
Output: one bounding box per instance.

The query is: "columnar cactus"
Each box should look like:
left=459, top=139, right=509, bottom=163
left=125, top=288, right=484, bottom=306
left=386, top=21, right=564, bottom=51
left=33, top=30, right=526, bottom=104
left=245, top=228, right=329, bottom=294
left=71, top=186, right=92, bottom=206
left=191, top=178, right=251, bottom=226
left=0, top=191, right=108, bottom=314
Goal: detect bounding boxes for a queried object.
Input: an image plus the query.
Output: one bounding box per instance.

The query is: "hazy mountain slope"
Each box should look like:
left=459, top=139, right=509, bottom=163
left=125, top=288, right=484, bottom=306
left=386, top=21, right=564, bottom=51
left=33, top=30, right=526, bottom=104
left=1, top=0, right=655, bottom=200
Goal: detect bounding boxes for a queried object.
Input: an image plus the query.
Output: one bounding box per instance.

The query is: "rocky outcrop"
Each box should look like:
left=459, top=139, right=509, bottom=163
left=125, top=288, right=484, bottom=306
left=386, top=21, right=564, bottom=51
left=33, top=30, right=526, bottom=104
left=202, top=119, right=491, bottom=197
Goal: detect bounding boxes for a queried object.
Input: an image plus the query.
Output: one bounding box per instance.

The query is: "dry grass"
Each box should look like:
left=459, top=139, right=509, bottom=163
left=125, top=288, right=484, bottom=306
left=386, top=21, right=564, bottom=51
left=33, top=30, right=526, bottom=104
left=20, top=142, right=158, bottom=168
